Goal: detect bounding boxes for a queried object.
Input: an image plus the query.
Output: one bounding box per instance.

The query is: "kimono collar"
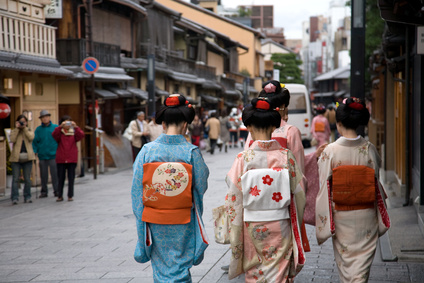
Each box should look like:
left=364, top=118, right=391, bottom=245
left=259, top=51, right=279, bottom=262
left=155, top=134, right=188, bottom=145
left=250, top=140, right=283, bottom=151
left=335, top=136, right=367, bottom=147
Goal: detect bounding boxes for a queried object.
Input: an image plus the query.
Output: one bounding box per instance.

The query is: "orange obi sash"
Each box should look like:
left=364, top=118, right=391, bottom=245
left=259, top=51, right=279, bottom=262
left=142, top=162, right=193, bottom=224
left=314, top=121, right=326, bottom=132
left=332, top=165, right=375, bottom=211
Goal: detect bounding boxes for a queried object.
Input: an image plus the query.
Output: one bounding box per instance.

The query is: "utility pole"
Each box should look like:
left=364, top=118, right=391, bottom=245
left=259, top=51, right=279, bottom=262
left=351, top=0, right=365, bottom=100
left=85, top=0, right=97, bottom=179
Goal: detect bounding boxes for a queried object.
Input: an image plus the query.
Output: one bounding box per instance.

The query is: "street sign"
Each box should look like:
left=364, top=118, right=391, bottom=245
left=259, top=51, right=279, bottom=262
left=82, top=57, right=100, bottom=74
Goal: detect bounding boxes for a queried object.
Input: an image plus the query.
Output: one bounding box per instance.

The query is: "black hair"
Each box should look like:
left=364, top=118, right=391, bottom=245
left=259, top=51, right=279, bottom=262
left=258, top=80, right=290, bottom=108
left=155, top=94, right=195, bottom=125
left=316, top=104, right=326, bottom=115
left=336, top=97, right=370, bottom=130
left=59, top=115, right=71, bottom=125
left=16, top=114, right=28, bottom=122
left=242, top=98, right=281, bottom=129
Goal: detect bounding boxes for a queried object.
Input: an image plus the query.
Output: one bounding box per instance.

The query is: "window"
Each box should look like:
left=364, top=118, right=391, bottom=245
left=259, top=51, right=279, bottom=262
left=288, top=93, right=307, bottom=114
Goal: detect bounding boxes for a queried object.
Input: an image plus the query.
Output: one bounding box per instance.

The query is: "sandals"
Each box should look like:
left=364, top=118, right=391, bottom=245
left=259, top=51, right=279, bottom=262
left=56, top=197, right=63, bottom=202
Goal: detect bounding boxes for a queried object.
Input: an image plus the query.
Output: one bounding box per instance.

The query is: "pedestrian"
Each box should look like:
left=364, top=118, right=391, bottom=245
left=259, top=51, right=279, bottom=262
left=131, top=94, right=209, bottom=282
left=129, top=111, right=150, bottom=162
left=52, top=115, right=85, bottom=202
left=228, top=108, right=240, bottom=148
left=225, top=97, right=305, bottom=281
left=9, top=114, right=36, bottom=204
left=204, top=111, right=220, bottom=154
left=324, top=103, right=337, bottom=142
left=218, top=109, right=231, bottom=153
left=33, top=110, right=58, bottom=198
left=244, top=80, right=311, bottom=251
left=311, top=104, right=331, bottom=149
left=147, top=115, right=164, bottom=142
left=315, top=97, right=390, bottom=282
left=189, top=114, right=203, bottom=146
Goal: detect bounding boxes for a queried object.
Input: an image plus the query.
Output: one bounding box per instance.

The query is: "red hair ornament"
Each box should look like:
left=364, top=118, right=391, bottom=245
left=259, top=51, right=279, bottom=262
left=165, top=96, right=180, bottom=106
left=256, top=100, right=270, bottom=110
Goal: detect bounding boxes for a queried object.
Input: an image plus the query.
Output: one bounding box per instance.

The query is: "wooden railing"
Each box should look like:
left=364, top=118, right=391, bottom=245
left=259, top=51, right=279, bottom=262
left=0, top=14, right=56, bottom=58
left=56, top=39, right=121, bottom=67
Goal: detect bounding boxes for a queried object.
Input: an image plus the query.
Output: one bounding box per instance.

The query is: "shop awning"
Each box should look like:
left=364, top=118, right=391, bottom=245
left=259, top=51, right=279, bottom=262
left=155, top=87, right=169, bottom=97
left=235, top=83, right=258, bottom=94
left=223, top=89, right=242, bottom=99
left=87, top=88, right=118, bottom=99
left=314, top=66, right=350, bottom=81
left=200, top=94, right=220, bottom=104
left=168, top=71, right=205, bottom=85
left=106, top=87, right=132, bottom=98
left=202, top=81, right=222, bottom=90
left=0, top=51, right=73, bottom=77
left=65, top=66, right=134, bottom=82
left=128, top=87, right=148, bottom=100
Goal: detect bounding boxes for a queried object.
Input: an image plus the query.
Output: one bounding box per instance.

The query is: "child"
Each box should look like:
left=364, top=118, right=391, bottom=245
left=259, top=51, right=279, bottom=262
left=225, top=97, right=306, bottom=282
left=131, top=94, right=209, bottom=282
left=316, top=97, right=390, bottom=282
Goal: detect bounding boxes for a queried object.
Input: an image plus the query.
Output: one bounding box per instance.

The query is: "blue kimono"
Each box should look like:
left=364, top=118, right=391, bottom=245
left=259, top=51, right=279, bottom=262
left=131, top=134, right=209, bottom=282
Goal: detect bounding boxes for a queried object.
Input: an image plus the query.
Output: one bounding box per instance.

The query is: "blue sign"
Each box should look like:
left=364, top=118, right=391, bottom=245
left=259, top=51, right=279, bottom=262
left=82, top=57, right=100, bottom=74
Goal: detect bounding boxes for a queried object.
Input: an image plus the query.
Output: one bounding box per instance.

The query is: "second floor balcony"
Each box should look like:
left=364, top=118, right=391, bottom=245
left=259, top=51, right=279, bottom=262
left=56, top=39, right=121, bottom=67
left=0, top=13, right=56, bottom=58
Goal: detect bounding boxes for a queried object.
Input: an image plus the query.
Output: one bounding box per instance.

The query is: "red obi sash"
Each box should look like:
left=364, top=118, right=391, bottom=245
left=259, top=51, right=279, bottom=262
left=142, top=162, right=193, bottom=224
left=249, top=137, right=288, bottom=148
left=332, top=165, right=375, bottom=211
left=314, top=121, right=326, bottom=132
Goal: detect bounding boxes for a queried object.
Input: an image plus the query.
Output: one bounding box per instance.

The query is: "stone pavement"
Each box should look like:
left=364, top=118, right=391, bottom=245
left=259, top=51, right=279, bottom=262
left=0, top=145, right=424, bottom=282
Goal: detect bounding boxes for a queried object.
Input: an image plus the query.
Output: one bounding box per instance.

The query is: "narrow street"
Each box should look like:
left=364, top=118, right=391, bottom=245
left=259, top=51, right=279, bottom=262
left=0, top=145, right=423, bottom=282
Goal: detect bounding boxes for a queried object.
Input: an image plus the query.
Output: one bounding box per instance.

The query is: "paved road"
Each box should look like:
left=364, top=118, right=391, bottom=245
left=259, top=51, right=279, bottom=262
left=0, top=145, right=423, bottom=282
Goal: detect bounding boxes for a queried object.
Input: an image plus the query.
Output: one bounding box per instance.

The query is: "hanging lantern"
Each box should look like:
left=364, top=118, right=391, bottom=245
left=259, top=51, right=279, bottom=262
left=0, top=103, right=11, bottom=119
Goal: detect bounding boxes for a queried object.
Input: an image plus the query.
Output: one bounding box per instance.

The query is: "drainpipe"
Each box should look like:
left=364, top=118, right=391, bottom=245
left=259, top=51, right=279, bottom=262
left=403, top=26, right=410, bottom=206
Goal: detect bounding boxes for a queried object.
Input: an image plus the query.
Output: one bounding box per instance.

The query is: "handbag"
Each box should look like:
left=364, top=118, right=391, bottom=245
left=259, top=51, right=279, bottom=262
left=19, top=152, right=29, bottom=162
left=212, top=205, right=230, bottom=244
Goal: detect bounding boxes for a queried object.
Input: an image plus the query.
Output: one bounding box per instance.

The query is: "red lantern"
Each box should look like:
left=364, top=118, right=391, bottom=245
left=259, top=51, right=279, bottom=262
left=0, top=103, right=11, bottom=119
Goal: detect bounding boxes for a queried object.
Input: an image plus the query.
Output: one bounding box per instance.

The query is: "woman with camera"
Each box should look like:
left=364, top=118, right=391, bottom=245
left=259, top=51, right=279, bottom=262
left=9, top=114, right=36, bottom=204
left=52, top=115, right=85, bottom=202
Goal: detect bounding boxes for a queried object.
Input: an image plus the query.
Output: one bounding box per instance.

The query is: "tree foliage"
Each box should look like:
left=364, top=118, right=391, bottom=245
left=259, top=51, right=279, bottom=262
left=270, top=53, right=304, bottom=84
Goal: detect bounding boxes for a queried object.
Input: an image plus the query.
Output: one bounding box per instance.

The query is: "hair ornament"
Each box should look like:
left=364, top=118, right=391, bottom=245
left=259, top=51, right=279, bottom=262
left=275, top=107, right=280, bottom=111
left=256, top=98, right=270, bottom=110
left=185, top=100, right=189, bottom=104
left=188, top=104, right=192, bottom=108
left=264, top=83, right=277, bottom=94
left=165, top=95, right=181, bottom=107
left=348, top=97, right=364, bottom=111
left=280, top=83, right=285, bottom=88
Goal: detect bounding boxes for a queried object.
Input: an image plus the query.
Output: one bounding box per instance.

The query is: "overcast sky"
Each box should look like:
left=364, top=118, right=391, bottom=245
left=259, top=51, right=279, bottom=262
left=220, top=0, right=333, bottom=39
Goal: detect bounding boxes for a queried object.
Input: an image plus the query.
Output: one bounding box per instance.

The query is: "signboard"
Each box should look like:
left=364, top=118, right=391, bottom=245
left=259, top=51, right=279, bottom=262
left=82, top=57, right=100, bottom=74
left=273, top=69, right=280, bottom=81
left=418, top=26, right=424, bottom=55
left=44, top=0, right=63, bottom=19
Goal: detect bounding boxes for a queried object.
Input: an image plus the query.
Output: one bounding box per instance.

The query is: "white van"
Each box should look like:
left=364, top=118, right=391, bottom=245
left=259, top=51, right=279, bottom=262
left=284, top=84, right=313, bottom=146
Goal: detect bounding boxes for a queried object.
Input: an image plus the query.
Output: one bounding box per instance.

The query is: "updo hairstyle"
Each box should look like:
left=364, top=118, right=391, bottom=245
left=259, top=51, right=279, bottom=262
left=315, top=104, right=326, bottom=115
left=155, top=94, right=195, bottom=125
left=258, top=80, right=290, bottom=108
left=336, top=97, right=370, bottom=130
left=242, top=97, right=281, bottom=129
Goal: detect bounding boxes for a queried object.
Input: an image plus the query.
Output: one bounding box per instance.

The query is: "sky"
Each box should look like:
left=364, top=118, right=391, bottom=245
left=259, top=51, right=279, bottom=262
left=220, top=0, right=333, bottom=39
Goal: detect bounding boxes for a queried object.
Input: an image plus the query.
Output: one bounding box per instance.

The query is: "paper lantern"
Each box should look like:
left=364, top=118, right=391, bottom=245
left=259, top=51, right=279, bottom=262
left=0, top=103, right=11, bottom=119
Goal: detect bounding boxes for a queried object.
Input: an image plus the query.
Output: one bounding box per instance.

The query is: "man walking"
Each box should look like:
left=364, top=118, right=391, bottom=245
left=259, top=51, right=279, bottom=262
left=205, top=111, right=220, bottom=155
left=129, top=111, right=150, bottom=161
left=33, top=110, right=58, bottom=198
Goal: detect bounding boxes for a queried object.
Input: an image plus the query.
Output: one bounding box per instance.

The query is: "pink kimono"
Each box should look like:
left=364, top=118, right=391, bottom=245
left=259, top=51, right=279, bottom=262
left=226, top=140, right=306, bottom=282
left=311, top=115, right=331, bottom=149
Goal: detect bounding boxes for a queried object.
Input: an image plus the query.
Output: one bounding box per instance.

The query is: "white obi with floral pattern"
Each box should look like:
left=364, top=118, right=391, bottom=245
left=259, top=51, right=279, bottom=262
left=241, top=168, right=291, bottom=222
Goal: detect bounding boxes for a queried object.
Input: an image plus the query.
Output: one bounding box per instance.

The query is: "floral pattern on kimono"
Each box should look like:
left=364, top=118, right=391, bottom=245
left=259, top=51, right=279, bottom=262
left=225, top=140, right=305, bottom=281
left=131, top=134, right=209, bottom=283
left=315, top=136, right=390, bottom=283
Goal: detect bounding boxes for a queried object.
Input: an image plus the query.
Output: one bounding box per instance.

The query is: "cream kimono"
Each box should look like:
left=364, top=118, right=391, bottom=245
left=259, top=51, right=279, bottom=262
left=226, top=140, right=306, bottom=282
left=316, top=136, right=390, bottom=283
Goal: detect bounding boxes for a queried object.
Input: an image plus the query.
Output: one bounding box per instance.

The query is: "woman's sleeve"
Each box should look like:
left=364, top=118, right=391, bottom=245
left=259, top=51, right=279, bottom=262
left=10, top=128, right=19, bottom=143
left=287, top=126, right=305, bottom=174
left=190, top=147, right=209, bottom=216
left=74, top=127, right=85, bottom=142
left=287, top=150, right=306, bottom=224
left=51, top=127, right=61, bottom=142
left=23, top=128, right=34, bottom=141
left=315, top=146, right=334, bottom=244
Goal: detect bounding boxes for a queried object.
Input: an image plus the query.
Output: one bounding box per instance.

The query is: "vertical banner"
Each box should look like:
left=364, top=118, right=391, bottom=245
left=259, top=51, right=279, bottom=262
left=44, top=0, right=63, bottom=19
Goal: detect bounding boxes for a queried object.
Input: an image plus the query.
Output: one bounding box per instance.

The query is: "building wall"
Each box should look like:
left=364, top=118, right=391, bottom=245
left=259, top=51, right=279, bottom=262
left=156, top=0, right=261, bottom=79
left=207, top=51, right=224, bottom=75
